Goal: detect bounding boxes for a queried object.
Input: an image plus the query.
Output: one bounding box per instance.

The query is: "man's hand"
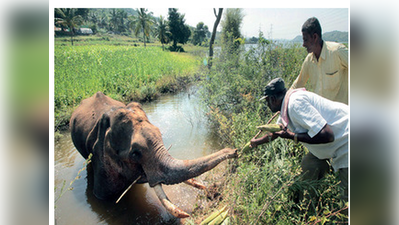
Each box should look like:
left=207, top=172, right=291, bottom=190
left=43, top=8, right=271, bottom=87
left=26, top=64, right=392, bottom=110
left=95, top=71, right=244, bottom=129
left=273, top=126, right=295, bottom=140
left=249, top=139, right=258, bottom=148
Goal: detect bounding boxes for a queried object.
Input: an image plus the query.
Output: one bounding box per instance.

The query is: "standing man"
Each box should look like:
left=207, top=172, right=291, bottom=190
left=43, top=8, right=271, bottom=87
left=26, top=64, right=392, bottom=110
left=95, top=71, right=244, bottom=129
left=291, top=17, right=348, bottom=104
left=252, top=78, right=348, bottom=200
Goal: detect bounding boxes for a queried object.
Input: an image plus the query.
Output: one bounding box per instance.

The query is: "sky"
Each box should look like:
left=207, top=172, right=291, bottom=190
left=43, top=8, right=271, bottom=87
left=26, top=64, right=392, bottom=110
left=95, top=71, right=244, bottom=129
left=148, top=8, right=348, bottom=40
left=50, top=0, right=349, bottom=40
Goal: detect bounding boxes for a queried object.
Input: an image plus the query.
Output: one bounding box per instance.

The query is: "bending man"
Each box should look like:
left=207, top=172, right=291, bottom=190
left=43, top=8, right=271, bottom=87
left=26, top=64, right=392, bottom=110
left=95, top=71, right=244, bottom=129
left=251, top=77, right=348, bottom=200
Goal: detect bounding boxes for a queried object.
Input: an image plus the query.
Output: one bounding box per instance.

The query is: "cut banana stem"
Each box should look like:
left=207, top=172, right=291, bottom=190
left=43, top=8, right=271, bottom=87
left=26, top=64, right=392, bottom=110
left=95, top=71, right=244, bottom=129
left=184, top=178, right=207, bottom=190
left=153, top=184, right=190, bottom=218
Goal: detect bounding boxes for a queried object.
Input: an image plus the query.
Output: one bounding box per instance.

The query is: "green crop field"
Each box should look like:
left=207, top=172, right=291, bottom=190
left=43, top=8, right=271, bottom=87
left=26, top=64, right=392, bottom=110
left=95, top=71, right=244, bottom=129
left=54, top=45, right=201, bottom=130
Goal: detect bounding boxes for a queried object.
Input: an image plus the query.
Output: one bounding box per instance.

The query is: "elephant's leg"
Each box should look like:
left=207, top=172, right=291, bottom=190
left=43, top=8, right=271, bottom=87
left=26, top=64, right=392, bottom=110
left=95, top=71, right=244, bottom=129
left=153, top=184, right=190, bottom=218
left=183, top=178, right=206, bottom=190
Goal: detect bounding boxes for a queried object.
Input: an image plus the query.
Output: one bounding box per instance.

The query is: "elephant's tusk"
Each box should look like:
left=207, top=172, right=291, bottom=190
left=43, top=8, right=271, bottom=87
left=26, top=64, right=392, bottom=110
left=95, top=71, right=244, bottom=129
left=153, top=184, right=190, bottom=218
left=184, top=178, right=207, bottom=190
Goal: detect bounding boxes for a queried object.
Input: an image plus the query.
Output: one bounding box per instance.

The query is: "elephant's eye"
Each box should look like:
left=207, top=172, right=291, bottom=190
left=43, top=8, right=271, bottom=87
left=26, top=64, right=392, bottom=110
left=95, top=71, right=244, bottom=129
left=130, top=143, right=142, bottom=161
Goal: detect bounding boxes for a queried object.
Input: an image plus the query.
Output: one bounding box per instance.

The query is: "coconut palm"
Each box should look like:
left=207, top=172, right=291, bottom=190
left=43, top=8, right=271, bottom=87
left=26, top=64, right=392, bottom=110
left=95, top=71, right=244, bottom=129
left=131, top=8, right=154, bottom=47
left=55, top=8, right=84, bottom=45
left=154, top=15, right=171, bottom=51
left=109, top=9, right=119, bottom=32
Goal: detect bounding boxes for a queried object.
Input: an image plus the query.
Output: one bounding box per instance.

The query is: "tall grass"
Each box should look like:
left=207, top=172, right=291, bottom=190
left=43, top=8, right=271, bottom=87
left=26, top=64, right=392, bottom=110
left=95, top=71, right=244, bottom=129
left=198, top=33, right=348, bottom=224
left=54, top=45, right=201, bottom=130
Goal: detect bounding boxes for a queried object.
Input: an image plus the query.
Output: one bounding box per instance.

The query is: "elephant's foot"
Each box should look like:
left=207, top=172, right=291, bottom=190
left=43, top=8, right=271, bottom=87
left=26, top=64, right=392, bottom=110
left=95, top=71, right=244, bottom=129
left=184, top=178, right=206, bottom=190
left=153, top=184, right=190, bottom=218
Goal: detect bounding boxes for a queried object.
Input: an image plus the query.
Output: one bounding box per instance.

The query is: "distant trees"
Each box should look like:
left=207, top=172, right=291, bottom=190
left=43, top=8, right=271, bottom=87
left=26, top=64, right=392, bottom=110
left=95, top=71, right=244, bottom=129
left=221, top=8, right=244, bottom=51
left=192, top=22, right=210, bottom=46
left=154, top=15, right=171, bottom=50
left=167, top=8, right=191, bottom=51
left=54, top=8, right=221, bottom=51
left=55, top=8, right=84, bottom=45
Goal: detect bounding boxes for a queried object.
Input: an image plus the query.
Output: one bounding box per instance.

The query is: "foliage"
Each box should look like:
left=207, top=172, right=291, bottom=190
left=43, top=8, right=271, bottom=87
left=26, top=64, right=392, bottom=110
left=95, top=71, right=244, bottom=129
left=55, top=8, right=218, bottom=51
left=221, top=8, right=244, bottom=52
left=108, top=9, right=129, bottom=33
left=130, top=8, right=155, bottom=47
left=54, top=45, right=201, bottom=131
left=55, top=8, right=84, bottom=45
left=192, top=22, right=210, bottom=46
left=168, top=8, right=191, bottom=50
left=154, top=15, right=171, bottom=50
left=199, top=31, right=348, bottom=224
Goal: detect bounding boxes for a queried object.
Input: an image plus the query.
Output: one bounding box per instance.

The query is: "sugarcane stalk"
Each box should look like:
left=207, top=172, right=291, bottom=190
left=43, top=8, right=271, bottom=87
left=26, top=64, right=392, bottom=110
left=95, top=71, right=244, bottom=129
left=209, top=209, right=229, bottom=225
left=200, top=205, right=228, bottom=225
left=256, top=124, right=282, bottom=132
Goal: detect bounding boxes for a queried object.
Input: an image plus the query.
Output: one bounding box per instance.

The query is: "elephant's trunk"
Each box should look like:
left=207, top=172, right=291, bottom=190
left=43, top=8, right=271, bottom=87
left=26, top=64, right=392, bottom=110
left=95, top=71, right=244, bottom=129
left=142, top=145, right=237, bottom=187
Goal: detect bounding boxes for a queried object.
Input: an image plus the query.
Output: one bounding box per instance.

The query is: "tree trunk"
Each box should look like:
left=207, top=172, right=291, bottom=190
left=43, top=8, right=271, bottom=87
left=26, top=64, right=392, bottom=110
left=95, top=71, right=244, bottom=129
left=208, top=8, right=223, bottom=69
left=71, top=30, right=74, bottom=46
left=142, top=27, right=146, bottom=47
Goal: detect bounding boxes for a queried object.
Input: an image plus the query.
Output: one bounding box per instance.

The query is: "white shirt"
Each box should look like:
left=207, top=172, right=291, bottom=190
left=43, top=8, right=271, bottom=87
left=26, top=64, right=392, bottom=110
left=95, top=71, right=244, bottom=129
left=277, top=91, right=348, bottom=171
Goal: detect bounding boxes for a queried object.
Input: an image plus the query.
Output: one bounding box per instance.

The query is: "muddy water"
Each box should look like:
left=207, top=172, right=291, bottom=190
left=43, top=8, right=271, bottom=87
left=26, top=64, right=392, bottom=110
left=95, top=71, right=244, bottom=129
left=54, top=87, right=223, bottom=225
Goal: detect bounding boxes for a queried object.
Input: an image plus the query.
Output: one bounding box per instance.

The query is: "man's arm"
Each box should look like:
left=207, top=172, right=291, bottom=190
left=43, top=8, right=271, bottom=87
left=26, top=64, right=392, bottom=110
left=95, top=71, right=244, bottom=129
left=250, top=132, right=278, bottom=148
left=275, top=123, right=334, bottom=144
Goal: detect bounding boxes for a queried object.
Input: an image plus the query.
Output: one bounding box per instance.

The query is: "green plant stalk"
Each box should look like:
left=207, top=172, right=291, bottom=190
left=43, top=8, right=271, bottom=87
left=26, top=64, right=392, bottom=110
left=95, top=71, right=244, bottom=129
left=200, top=205, right=228, bottom=225
left=209, top=209, right=229, bottom=225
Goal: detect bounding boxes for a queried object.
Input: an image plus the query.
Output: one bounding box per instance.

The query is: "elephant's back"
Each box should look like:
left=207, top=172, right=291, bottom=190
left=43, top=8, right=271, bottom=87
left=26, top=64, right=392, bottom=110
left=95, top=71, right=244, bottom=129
left=70, top=91, right=125, bottom=157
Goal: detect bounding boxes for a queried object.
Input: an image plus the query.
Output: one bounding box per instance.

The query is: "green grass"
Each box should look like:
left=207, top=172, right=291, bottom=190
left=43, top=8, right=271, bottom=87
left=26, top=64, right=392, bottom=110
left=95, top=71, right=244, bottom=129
left=54, top=43, right=203, bottom=130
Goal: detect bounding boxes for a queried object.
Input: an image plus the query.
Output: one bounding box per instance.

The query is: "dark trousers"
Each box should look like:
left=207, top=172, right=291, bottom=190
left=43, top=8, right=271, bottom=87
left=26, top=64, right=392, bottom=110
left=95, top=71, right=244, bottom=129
left=301, top=152, right=348, bottom=201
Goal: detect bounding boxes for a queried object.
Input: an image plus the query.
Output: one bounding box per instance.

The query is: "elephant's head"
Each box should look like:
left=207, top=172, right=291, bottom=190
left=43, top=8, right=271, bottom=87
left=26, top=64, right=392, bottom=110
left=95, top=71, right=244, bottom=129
left=71, top=92, right=237, bottom=218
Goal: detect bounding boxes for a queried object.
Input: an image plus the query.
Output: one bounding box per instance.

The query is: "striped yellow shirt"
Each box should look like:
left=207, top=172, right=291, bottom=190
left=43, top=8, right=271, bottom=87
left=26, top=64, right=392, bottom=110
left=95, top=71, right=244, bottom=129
left=291, top=41, right=348, bottom=104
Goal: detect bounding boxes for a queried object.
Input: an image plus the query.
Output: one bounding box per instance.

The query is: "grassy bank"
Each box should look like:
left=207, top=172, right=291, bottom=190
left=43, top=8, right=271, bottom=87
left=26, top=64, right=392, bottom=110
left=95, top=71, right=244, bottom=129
left=190, top=36, right=348, bottom=224
left=54, top=37, right=206, bottom=131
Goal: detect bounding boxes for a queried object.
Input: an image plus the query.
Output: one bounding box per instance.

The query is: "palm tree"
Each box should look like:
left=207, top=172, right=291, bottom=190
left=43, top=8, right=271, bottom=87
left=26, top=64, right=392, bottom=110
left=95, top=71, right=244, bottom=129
left=117, top=10, right=128, bottom=33
left=55, top=8, right=84, bottom=45
left=109, top=9, right=119, bottom=32
left=131, top=8, right=154, bottom=47
left=154, top=15, right=170, bottom=51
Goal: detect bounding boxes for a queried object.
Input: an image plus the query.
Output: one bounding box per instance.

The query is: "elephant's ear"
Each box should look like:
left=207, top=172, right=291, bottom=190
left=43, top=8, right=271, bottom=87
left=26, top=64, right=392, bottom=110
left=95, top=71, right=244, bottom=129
left=85, top=113, right=110, bottom=153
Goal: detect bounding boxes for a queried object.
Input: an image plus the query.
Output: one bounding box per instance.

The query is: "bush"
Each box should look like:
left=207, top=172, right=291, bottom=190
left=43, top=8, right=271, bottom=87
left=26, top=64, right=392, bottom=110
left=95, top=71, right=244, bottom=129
left=198, top=31, right=348, bottom=224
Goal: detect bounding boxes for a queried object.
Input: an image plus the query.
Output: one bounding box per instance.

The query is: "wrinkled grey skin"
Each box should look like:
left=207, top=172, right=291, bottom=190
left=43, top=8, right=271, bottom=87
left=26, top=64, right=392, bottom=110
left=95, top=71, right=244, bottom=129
left=70, top=92, right=237, bottom=200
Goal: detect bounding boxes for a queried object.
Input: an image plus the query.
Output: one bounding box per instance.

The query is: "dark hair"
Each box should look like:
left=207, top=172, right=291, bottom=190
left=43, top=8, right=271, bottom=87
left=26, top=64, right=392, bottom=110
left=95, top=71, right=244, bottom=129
left=302, top=17, right=322, bottom=39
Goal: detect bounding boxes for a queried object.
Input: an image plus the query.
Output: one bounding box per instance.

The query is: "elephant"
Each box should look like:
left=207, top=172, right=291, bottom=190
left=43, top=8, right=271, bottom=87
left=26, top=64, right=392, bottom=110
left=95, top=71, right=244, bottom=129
left=70, top=91, right=237, bottom=218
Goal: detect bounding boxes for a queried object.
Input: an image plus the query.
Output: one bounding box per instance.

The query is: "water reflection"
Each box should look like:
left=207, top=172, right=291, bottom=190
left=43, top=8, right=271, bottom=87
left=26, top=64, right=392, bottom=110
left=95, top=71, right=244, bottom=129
left=54, top=88, right=222, bottom=225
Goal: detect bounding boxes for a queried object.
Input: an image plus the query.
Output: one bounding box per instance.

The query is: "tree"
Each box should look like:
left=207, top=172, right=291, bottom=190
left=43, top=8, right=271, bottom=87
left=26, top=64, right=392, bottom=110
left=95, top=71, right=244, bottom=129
left=98, top=15, right=108, bottom=29
left=221, top=8, right=244, bottom=51
left=109, top=9, right=119, bottom=32
left=208, top=8, right=223, bottom=69
left=192, top=22, right=209, bottom=46
left=131, top=8, right=154, bottom=47
left=117, top=9, right=128, bottom=33
left=109, top=9, right=128, bottom=33
left=167, top=8, right=191, bottom=51
left=154, top=15, right=171, bottom=51
left=55, top=8, right=84, bottom=45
